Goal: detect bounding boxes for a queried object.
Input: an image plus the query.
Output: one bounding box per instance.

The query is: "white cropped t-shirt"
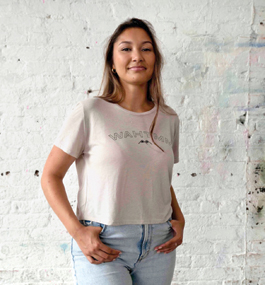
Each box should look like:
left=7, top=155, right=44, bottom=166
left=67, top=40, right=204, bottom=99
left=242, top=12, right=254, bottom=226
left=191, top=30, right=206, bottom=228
left=54, top=96, right=179, bottom=226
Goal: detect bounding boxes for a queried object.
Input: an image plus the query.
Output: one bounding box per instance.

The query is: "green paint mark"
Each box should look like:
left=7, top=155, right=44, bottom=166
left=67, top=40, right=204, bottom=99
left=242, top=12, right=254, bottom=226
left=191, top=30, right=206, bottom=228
left=60, top=243, right=68, bottom=253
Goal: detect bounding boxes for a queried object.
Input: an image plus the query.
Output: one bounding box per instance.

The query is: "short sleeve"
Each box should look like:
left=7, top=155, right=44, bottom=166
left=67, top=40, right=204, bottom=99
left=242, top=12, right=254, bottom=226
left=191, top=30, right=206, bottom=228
left=54, top=102, right=86, bottom=159
left=172, top=115, right=179, bottom=164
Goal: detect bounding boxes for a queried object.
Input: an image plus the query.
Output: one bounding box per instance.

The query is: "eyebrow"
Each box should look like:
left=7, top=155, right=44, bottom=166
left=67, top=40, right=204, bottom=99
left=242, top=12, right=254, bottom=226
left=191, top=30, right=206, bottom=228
left=118, top=41, right=153, bottom=46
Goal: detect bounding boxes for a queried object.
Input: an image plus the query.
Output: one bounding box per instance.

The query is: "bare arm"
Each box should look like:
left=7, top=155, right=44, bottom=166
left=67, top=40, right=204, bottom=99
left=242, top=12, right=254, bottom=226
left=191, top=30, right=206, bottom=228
left=41, top=145, right=83, bottom=237
left=170, top=185, right=185, bottom=228
left=41, top=145, right=121, bottom=264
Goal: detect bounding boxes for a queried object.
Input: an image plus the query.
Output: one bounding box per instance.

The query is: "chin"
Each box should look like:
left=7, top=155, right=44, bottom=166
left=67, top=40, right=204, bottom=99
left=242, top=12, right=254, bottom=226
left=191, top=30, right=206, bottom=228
left=129, top=80, right=149, bottom=86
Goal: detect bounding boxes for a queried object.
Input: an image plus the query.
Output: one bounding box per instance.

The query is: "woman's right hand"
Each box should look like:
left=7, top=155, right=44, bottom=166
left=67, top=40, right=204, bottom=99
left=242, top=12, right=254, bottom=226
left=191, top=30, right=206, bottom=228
left=73, top=225, right=122, bottom=264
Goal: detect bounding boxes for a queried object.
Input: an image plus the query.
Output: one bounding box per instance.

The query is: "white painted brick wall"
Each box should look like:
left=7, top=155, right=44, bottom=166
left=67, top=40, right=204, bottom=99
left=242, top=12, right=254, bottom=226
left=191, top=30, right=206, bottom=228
left=0, top=0, right=265, bottom=284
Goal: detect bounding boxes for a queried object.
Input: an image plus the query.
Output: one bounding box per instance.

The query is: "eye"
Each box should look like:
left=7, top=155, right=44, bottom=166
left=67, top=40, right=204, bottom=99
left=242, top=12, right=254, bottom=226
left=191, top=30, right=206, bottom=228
left=121, top=48, right=152, bottom=52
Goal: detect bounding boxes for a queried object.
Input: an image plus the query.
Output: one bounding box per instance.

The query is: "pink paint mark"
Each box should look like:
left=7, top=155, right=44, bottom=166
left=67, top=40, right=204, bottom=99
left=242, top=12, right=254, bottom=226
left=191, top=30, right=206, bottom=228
left=26, top=169, right=28, bottom=172
left=201, top=160, right=211, bottom=174
left=216, top=162, right=229, bottom=180
left=250, top=54, right=259, bottom=64
left=43, top=0, right=45, bottom=3
left=96, top=41, right=97, bottom=44
left=27, top=106, right=29, bottom=109
left=40, top=127, right=42, bottom=129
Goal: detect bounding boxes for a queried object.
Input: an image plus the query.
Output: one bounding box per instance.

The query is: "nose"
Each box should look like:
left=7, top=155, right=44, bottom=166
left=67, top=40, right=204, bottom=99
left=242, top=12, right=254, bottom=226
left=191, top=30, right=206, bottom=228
left=132, top=49, right=144, bottom=62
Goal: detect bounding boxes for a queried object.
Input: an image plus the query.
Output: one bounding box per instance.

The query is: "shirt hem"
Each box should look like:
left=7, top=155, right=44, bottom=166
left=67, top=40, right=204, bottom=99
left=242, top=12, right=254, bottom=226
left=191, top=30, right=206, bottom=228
left=78, top=215, right=173, bottom=226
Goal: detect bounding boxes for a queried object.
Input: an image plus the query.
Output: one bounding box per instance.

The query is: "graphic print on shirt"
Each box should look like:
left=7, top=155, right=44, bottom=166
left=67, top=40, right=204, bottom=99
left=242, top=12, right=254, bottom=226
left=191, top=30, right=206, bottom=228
left=138, top=140, right=152, bottom=145
left=107, top=129, right=174, bottom=169
left=108, top=130, right=173, bottom=148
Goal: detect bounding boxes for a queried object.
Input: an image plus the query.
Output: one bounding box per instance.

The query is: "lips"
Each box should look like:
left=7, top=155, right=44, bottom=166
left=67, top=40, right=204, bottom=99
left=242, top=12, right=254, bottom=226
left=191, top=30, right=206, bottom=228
left=129, top=66, right=146, bottom=71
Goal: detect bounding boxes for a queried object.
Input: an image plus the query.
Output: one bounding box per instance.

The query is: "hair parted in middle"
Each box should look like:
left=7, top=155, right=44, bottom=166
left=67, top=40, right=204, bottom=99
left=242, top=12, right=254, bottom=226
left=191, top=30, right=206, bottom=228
left=94, top=17, right=177, bottom=153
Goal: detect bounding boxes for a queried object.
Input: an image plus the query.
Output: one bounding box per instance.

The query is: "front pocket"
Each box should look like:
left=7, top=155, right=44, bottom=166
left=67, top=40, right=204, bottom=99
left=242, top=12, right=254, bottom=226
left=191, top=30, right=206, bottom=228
left=166, top=219, right=173, bottom=229
left=80, top=220, right=107, bottom=235
left=93, top=222, right=107, bottom=235
left=99, top=224, right=107, bottom=235
left=84, top=220, right=92, bottom=226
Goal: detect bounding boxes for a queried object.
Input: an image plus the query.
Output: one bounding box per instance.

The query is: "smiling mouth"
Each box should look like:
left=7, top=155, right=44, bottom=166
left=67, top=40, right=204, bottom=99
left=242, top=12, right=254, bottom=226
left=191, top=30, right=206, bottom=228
left=129, top=67, right=146, bottom=71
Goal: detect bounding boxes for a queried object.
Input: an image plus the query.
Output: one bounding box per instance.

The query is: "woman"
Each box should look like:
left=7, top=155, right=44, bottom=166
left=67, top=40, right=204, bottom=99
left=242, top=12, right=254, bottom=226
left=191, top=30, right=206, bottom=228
left=41, top=18, right=185, bottom=285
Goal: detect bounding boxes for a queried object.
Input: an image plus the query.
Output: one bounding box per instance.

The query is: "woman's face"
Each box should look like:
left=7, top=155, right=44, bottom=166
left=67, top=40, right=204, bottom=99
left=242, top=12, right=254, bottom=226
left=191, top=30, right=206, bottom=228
left=112, top=28, right=156, bottom=87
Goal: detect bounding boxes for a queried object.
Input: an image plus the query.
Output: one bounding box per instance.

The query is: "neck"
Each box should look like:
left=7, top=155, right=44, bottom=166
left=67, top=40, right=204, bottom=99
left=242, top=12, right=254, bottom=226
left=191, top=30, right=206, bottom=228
left=118, top=82, right=153, bottom=112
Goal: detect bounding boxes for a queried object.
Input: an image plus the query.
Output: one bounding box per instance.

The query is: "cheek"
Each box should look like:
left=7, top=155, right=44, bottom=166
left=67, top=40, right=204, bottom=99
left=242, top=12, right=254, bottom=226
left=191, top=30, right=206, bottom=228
left=112, top=52, right=122, bottom=67
left=149, top=61, right=155, bottom=72
left=151, top=56, right=156, bottom=67
left=115, top=56, right=128, bottom=69
left=147, top=55, right=155, bottom=69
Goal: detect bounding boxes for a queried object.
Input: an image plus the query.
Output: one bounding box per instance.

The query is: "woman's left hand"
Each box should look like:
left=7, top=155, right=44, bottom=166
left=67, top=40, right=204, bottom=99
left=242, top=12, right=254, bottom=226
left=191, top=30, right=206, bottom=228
left=154, top=219, right=184, bottom=254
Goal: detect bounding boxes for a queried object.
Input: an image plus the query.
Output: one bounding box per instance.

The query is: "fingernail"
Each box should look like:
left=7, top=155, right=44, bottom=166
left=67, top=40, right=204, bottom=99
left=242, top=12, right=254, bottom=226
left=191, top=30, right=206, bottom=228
left=158, top=246, right=162, bottom=249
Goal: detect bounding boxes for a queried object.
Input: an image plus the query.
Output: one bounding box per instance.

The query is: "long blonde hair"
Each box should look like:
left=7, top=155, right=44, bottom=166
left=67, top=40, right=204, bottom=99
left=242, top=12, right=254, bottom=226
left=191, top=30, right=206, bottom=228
left=93, top=17, right=177, bottom=152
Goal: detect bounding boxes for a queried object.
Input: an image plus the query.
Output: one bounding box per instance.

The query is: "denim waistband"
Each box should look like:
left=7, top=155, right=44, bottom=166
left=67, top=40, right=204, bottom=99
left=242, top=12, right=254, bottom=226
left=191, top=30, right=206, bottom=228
left=79, top=217, right=173, bottom=227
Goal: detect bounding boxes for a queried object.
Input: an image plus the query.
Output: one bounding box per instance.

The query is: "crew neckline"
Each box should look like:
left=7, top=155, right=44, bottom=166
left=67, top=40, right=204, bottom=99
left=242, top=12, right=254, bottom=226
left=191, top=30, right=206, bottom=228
left=114, top=102, right=157, bottom=115
left=98, top=97, right=157, bottom=116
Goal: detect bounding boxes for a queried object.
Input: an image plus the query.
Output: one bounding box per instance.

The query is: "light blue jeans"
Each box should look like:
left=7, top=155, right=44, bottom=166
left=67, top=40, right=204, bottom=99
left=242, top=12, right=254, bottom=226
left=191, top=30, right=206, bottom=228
left=71, top=217, right=176, bottom=284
